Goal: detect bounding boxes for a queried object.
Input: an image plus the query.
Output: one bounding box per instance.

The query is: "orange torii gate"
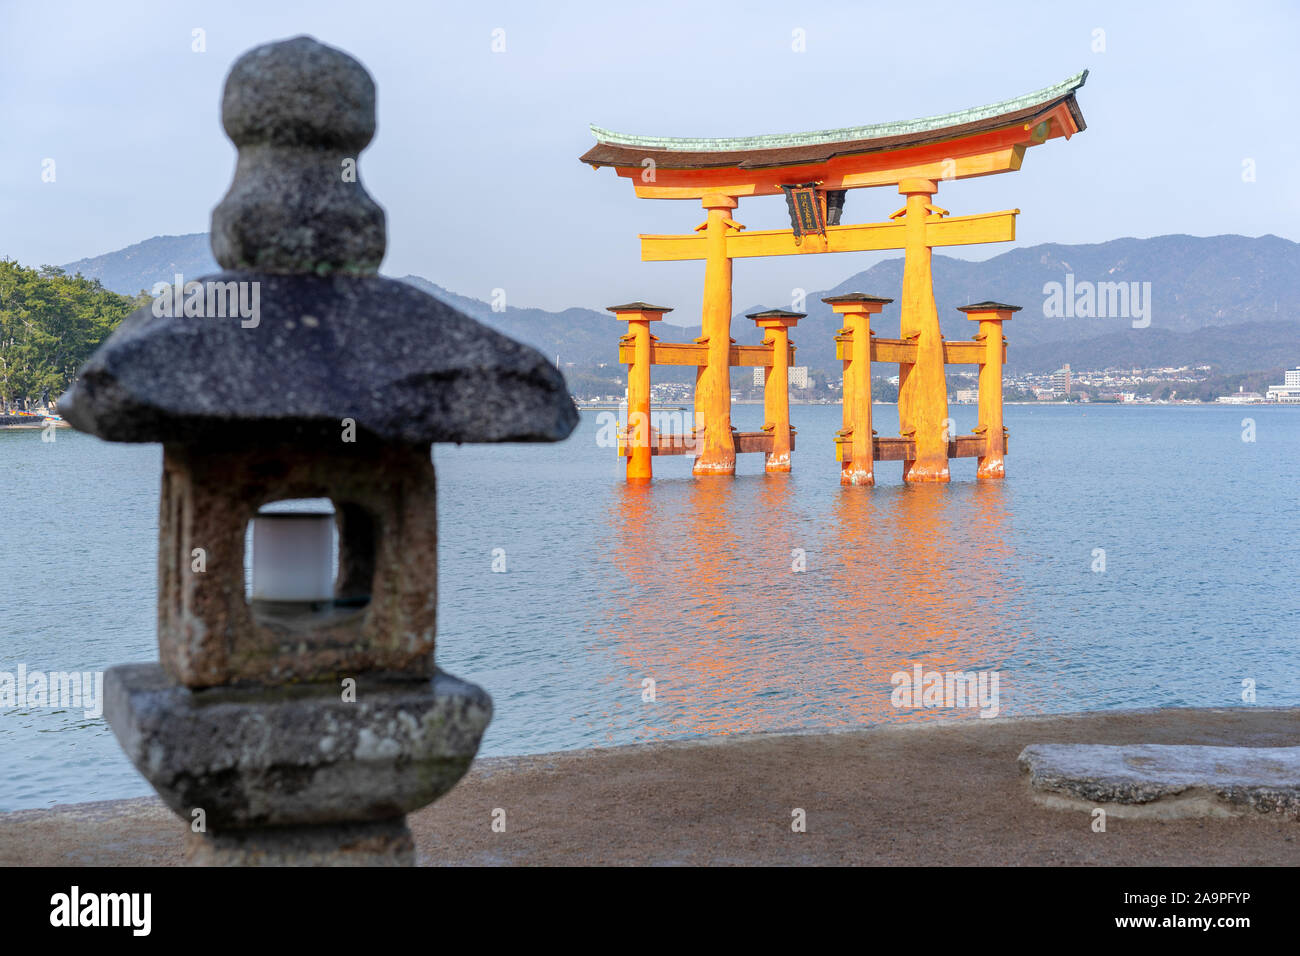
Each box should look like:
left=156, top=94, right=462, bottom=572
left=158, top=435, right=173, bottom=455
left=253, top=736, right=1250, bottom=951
left=583, top=71, right=1087, bottom=482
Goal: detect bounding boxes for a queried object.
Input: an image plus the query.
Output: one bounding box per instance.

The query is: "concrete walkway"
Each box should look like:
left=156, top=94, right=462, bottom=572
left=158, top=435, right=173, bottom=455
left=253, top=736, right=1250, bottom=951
left=3, top=707, right=1297, bottom=866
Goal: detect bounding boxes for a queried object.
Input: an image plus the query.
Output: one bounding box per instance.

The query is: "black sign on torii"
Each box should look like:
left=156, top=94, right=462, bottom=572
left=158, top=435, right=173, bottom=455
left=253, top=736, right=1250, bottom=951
left=779, top=183, right=847, bottom=243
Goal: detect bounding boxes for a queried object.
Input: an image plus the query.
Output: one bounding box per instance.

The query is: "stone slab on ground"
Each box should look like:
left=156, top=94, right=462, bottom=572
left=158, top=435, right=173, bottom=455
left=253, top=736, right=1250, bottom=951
left=4, top=707, right=1299, bottom=866
left=1018, top=743, right=1300, bottom=819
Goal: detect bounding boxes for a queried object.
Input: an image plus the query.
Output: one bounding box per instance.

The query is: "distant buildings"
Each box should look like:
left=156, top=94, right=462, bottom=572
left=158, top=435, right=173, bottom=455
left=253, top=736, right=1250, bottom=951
left=648, top=381, right=693, bottom=404
left=1216, top=387, right=1265, bottom=404
left=752, top=365, right=809, bottom=389
left=1006, top=362, right=1294, bottom=404
left=608, top=360, right=1298, bottom=406
left=1266, top=367, right=1300, bottom=403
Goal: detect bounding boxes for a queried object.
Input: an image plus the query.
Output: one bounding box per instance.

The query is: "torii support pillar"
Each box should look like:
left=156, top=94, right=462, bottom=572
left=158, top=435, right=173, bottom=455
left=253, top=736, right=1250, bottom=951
left=747, top=309, right=803, bottom=473
left=826, top=294, right=893, bottom=485
left=694, top=193, right=740, bottom=476
left=610, top=302, right=672, bottom=483
left=895, top=178, right=951, bottom=483
left=957, top=301, right=1019, bottom=479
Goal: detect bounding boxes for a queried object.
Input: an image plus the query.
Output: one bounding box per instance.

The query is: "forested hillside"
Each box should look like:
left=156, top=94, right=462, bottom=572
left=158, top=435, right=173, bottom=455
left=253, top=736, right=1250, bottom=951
left=0, top=260, right=146, bottom=409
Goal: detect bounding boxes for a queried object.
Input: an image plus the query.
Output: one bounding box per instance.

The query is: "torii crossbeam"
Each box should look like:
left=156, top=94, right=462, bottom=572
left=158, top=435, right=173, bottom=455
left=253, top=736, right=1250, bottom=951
left=583, top=70, right=1087, bottom=481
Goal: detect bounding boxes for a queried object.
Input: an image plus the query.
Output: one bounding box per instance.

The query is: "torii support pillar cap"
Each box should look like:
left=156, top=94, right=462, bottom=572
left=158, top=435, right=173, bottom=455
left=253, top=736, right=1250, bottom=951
left=958, top=301, right=1022, bottom=320
left=823, top=293, right=893, bottom=314
left=746, top=309, right=804, bottom=327
left=58, top=35, right=578, bottom=449
left=607, top=302, right=673, bottom=319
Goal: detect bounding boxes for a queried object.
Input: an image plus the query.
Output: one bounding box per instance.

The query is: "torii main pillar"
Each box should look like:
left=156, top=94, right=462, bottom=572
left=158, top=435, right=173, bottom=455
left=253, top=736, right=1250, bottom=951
left=693, top=193, right=740, bottom=476
left=896, top=178, right=950, bottom=483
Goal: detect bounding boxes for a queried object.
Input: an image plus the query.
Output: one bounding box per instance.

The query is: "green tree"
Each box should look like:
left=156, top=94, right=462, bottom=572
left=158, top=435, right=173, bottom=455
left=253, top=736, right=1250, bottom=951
left=0, top=259, right=140, bottom=410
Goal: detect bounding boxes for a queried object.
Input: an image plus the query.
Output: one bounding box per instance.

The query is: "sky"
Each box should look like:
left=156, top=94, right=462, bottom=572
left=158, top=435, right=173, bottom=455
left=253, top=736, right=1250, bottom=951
left=2, top=0, right=1297, bottom=321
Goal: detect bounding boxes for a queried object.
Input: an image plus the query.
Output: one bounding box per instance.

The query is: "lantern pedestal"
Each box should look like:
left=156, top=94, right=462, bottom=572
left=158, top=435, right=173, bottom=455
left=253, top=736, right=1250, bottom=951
left=105, top=664, right=492, bottom=866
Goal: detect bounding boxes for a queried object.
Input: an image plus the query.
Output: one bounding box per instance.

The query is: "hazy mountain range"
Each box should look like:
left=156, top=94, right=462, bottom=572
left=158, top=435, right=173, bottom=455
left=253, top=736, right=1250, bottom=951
left=59, top=232, right=1299, bottom=375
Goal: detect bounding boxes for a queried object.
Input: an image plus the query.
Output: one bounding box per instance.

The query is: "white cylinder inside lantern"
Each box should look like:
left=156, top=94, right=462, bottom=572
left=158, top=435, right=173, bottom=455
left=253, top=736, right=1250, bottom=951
left=251, top=511, right=335, bottom=603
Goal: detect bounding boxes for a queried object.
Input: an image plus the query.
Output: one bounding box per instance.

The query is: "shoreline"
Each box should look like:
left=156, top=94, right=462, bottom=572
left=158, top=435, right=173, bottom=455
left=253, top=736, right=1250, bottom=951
left=4, top=705, right=1296, bottom=866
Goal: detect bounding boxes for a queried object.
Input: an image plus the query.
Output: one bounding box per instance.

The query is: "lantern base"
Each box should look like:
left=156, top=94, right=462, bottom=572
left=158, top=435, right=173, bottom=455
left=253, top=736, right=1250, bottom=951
left=104, top=662, right=492, bottom=864
left=184, top=816, right=414, bottom=866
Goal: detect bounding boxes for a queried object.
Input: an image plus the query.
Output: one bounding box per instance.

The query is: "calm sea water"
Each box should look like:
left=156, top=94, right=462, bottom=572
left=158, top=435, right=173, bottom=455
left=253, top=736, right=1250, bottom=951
left=1, top=404, right=1297, bottom=811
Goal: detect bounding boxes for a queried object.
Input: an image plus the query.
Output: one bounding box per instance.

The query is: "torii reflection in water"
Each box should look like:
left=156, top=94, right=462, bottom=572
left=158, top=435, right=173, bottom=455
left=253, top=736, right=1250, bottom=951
left=601, top=476, right=1023, bottom=739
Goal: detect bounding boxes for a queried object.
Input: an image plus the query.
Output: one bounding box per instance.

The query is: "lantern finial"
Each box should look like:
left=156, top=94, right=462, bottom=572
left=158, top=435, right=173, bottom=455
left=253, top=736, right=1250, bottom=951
left=211, top=35, right=386, bottom=276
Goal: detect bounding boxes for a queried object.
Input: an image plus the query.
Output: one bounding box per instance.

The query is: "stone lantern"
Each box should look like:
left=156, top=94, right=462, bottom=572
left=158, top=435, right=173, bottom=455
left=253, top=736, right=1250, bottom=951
left=58, top=36, right=578, bottom=865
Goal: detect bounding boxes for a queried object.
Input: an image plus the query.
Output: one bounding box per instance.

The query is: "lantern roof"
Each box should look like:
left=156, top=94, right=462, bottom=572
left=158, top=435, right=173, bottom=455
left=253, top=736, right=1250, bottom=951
left=59, top=36, right=577, bottom=447
left=60, top=273, right=580, bottom=444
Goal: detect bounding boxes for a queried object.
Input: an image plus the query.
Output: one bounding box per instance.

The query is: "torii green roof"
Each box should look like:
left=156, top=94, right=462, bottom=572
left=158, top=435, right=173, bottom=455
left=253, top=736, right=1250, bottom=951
left=590, top=71, right=1087, bottom=152
left=580, top=71, right=1088, bottom=172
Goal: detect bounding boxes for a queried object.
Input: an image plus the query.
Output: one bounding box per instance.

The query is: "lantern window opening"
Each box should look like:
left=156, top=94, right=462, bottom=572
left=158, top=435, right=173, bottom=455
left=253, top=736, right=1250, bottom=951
left=242, top=497, right=375, bottom=621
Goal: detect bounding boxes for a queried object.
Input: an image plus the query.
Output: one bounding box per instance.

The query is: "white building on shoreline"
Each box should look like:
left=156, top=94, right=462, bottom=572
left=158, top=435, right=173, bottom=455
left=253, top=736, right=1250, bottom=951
left=1266, top=367, right=1300, bottom=403
left=1217, top=387, right=1265, bottom=404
